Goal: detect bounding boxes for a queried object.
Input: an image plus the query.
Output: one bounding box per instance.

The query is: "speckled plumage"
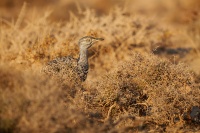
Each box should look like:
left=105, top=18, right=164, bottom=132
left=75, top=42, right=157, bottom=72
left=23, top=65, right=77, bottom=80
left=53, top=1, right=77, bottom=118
left=43, top=36, right=104, bottom=81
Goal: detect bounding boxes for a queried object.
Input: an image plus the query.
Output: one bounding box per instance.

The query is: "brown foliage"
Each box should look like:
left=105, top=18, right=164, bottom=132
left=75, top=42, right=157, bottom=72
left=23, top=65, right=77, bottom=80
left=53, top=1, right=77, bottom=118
left=1, top=0, right=200, bottom=132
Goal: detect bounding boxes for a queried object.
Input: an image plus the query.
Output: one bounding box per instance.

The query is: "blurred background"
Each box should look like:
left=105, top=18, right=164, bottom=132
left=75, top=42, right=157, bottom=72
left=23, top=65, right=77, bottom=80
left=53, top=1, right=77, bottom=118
left=1, top=0, right=199, bottom=72
left=0, top=0, right=199, bottom=24
left=0, top=0, right=200, bottom=75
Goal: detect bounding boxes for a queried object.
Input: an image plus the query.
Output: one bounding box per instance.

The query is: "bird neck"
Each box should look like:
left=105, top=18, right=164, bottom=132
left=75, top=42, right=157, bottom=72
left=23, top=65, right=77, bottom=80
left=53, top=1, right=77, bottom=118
left=78, top=47, right=88, bottom=66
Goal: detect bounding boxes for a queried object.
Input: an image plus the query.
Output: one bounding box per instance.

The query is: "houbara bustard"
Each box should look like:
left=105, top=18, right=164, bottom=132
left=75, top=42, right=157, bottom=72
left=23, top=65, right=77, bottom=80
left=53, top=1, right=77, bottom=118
left=43, top=36, right=104, bottom=81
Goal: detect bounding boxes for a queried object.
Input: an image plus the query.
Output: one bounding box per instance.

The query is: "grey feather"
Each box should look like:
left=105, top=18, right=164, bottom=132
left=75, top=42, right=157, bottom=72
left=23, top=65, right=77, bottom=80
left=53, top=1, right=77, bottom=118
left=43, top=36, right=104, bottom=81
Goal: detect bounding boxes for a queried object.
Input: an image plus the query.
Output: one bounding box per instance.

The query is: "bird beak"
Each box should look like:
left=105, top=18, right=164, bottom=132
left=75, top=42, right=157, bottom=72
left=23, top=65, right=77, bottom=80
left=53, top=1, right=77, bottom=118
left=92, top=37, right=104, bottom=44
left=96, top=38, right=104, bottom=41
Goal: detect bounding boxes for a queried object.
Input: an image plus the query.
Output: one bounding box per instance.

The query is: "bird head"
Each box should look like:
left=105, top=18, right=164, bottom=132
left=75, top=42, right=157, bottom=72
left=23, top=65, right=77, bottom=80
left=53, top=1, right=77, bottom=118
left=78, top=36, right=104, bottom=49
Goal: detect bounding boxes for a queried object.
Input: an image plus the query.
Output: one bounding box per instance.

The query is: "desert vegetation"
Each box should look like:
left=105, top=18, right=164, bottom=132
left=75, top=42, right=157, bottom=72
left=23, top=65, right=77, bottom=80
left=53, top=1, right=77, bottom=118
left=0, top=0, right=200, bottom=132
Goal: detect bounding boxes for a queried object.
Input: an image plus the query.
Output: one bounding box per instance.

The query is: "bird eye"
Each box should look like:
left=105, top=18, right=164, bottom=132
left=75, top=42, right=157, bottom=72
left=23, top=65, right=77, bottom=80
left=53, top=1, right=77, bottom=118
left=87, top=38, right=91, bottom=43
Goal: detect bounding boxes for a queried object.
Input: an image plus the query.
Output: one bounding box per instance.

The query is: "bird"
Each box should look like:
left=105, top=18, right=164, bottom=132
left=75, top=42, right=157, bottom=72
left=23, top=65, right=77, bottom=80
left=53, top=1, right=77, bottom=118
left=43, top=36, right=104, bottom=82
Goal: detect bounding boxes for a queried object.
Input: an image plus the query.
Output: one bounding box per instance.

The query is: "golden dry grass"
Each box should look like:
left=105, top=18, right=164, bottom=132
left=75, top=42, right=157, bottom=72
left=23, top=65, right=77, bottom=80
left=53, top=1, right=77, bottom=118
left=0, top=0, right=200, bottom=132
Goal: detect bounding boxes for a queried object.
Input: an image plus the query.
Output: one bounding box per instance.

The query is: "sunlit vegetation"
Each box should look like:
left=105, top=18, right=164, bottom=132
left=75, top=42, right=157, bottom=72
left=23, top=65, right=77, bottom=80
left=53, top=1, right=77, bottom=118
left=0, top=0, right=200, bottom=132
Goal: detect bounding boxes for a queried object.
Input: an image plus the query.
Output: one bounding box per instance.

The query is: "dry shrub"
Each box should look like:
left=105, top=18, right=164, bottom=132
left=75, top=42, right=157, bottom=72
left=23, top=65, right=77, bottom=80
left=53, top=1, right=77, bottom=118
left=0, top=3, right=174, bottom=78
left=1, top=54, right=199, bottom=132
left=1, top=1, right=200, bottom=132
left=88, top=53, right=200, bottom=131
left=0, top=64, right=99, bottom=133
